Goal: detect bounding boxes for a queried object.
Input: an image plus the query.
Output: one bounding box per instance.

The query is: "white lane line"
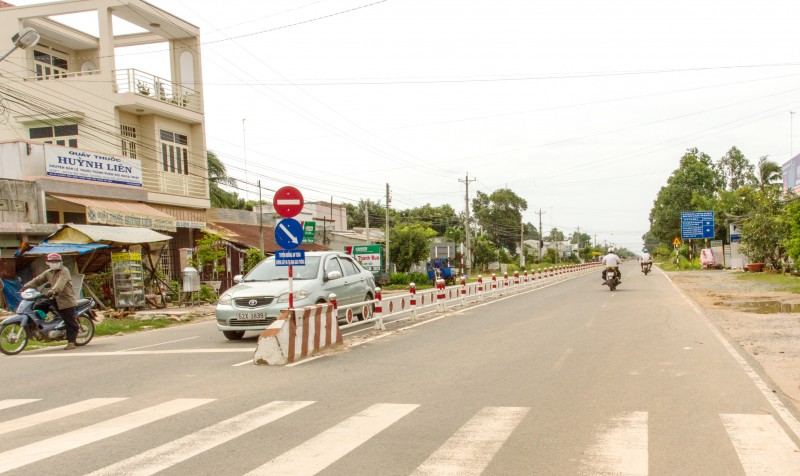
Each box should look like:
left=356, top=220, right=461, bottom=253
left=579, top=411, right=648, bottom=476
left=0, top=398, right=214, bottom=474
left=662, top=273, right=800, bottom=441
left=552, top=348, right=574, bottom=372
left=721, top=414, right=800, bottom=475
left=119, top=336, right=198, bottom=352
left=0, top=398, right=127, bottom=436
left=20, top=349, right=254, bottom=358
left=87, top=400, right=315, bottom=476
left=246, top=403, right=419, bottom=476
left=233, top=359, right=253, bottom=367
left=411, top=406, right=530, bottom=476
left=0, top=399, right=39, bottom=411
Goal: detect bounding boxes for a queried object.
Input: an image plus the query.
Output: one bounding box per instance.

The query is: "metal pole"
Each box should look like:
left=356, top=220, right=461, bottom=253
left=385, top=183, right=391, bottom=274
left=459, top=173, right=476, bottom=275
left=258, top=180, right=263, bottom=253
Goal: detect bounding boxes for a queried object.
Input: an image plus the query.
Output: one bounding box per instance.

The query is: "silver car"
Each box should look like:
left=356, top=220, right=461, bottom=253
left=215, top=251, right=377, bottom=340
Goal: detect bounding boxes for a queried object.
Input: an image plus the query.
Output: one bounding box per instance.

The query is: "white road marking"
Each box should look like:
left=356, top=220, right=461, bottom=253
left=0, top=398, right=127, bottom=436
left=87, top=400, right=314, bottom=476
left=0, top=398, right=214, bottom=473
left=119, top=336, right=198, bottom=352
left=411, top=406, right=530, bottom=476
left=233, top=359, right=253, bottom=367
left=721, top=414, right=800, bottom=475
left=552, top=348, right=574, bottom=372
left=245, top=403, right=419, bottom=475
left=663, top=273, right=800, bottom=441
left=579, top=411, right=648, bottom=476
left=20, top=349, right=253, bottom=358
left=0, top=399, right=39, bottom=411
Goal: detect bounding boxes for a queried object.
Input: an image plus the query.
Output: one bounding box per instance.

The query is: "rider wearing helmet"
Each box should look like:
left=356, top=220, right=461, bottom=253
left=24, top=253, right=79, bottom=350
left=601, top=247, right=622, bottom=284
left=641, top=249, right=652, bottom=271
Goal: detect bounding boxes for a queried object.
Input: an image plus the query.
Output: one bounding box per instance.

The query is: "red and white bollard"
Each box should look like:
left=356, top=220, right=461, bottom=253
left=460, top=275, right=467, bottom=305
left=436, top=278, right=446, bottom=312
left=373, top=287, right=385, bottom=330
left=523, top=270, right=528, bottom=284
left=491, top=273, right=497, bottom=297
left=503, top=272, right=509, bottom=291
left=514, top=271, right=519, bottom=286
left=477, top=275, right=484, bottom=301
left=409, top=282, right=418, bottom=321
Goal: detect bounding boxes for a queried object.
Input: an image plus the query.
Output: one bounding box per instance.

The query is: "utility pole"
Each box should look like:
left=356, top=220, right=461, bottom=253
left=458, top=173, right=476, bottom=275
left=242, top=118, right=248, bottom=201
left=385, top=183, right=391, bottom=274
left=520, top=221, right=525, bottom=268
left=364, top=201, right=370, bottom=243
left=258, top=180, right=263, bottom=253
left=536, top=208, right=545, bottom=262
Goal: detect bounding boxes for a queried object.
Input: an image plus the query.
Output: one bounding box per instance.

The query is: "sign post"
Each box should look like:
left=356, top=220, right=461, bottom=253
left=681, top=211, right=714, bottom=268
left=273, top=187, right=305, bottom=310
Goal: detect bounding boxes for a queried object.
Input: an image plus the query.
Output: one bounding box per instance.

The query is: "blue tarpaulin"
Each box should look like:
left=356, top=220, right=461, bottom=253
left=1, top=279, right=22, bottom=311
left=17, top=242, right=109, bottom=257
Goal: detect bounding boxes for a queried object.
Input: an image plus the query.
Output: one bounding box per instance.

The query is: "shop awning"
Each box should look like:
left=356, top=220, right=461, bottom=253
left=49, top=194, right=177, bottom=232
left=20, top=242, right=109, bottom=257
left=45, top=224, right=173, bottom=245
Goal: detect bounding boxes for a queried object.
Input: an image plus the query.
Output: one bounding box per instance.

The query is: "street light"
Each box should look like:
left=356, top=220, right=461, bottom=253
left=0, top=28, right=40, bottom=63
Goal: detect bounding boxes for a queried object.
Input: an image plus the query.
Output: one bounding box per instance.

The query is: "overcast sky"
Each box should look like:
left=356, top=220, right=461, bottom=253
left=17, top=0, right=800, bottom=250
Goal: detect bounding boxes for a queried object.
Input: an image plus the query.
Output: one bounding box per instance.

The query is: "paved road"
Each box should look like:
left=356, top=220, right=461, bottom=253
left=2, top=263, right=800, bottom=475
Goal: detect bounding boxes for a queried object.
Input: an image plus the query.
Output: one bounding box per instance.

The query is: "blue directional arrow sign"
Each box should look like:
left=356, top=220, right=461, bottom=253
left=681, top=211, right=715, bottom=239
left=275, top=218, right=303, bottom=250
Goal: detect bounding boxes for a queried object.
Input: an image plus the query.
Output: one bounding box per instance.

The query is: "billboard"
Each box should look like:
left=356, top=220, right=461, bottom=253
left=44, top=144, right=143, bottom=187
left=782, top=154, right=800, bottom=193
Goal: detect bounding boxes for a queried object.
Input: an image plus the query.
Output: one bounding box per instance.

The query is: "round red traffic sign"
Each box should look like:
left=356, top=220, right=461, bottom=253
left=273, top=186, right=304, bottom=218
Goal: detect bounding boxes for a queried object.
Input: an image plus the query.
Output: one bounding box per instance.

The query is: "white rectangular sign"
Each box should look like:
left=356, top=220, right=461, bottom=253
left=45, top=145, right=143, bottom=187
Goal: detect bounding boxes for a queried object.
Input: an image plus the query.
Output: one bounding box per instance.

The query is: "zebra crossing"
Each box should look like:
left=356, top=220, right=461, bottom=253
left=1, top=397, right=799, bottom=475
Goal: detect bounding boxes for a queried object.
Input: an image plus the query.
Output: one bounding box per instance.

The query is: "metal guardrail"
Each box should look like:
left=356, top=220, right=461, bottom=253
left=334, top=263, right=603, bottom=331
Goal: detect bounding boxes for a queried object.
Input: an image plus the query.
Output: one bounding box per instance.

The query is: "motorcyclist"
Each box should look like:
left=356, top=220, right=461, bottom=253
left=23, top=253, right=79, bottom=350
left=641, top=249, right=653, bottom=272
left=601, top=247, right=622, bottom=284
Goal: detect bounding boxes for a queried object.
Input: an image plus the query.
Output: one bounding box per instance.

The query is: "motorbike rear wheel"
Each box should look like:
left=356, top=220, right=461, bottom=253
left=608, top=278, right=617, bottom=291
left=75, top=315, right=95, bottom=346
left=0, top=322, right=29, bottom=355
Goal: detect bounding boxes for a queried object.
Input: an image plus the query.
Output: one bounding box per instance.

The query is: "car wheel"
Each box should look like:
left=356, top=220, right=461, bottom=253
left=357, top=293, right=374, bottom=321
left=223, top=331, right=245, bottom=340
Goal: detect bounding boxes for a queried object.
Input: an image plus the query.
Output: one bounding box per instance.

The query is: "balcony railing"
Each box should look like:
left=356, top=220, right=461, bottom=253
left=115, top=69, right=202, bottom=113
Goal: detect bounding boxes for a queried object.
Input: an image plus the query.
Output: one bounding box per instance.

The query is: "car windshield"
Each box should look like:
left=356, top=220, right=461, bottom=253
left=243, top=256, right=321, bottom=281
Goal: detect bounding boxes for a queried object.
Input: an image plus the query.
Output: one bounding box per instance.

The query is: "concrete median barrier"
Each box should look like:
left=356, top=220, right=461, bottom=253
left=254, top=303, right=343, bottom=366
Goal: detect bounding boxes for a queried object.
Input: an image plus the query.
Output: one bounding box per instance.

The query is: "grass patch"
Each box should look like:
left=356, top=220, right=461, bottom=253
left=736, top=272, right=800, bottom=293
left=95, top=316, right=182, bottom=336
left=659, top=257, right=701, bottom=271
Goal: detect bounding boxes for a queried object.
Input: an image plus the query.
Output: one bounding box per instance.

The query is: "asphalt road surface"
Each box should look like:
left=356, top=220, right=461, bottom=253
left=2, top=262, right=800, bottom=475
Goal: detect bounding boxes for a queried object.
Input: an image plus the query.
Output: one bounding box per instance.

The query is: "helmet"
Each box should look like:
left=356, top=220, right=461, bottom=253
left=643, top=249, right=648, bottom=253
left=608, top=247, right=615, bottom=253
left=46, top=252, right=62, bottom=262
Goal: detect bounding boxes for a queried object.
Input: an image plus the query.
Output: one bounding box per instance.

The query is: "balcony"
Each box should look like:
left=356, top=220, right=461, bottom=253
left=115, top=69, right=202, bottom=113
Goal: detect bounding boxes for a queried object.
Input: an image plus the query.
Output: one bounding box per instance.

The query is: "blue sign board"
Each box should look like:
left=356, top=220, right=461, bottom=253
left=275, top=249, right=305, bottom=266
left=274, top=218, right=303, bottom=250
left=681, top=211, right=715, bottom=239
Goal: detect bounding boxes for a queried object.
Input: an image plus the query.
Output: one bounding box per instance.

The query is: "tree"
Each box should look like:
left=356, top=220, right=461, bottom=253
left=346, top=199, right=385, bottom=230
left=207, top=150, right=245, bottom=209
left=570, top=231, right=591, bottom=246
left=740, top=186, right=789, bottom=269
left=757, top=156, right=782, bottom=189
left=394, top=203, right=460, bottom=236
left=523, top=222, right=539, bottom=240
left=472, top=188, right=528, bottom=255
left=648, top=148, right=722, bottom=244
left=546, top=227, right=565, bottom=242
left=389, top=224, right=436, bottom=272
left=472, top=234, right=498, bottom=270
left=716, top=146, right=754, bottom=191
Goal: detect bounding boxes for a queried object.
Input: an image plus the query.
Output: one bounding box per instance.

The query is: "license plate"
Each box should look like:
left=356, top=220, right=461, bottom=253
left=237, top=312, right=265, bottom=320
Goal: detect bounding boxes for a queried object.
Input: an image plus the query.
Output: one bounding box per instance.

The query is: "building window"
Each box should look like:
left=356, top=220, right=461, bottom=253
left=29, top=124, right=78, bottom=148
left=120, top=124, right=137, bottom=160
left=63, top=211, right=86, bottom=224
left=159, top=129, right=189, bottom=175
left=33, top=46, right=69, bottom=80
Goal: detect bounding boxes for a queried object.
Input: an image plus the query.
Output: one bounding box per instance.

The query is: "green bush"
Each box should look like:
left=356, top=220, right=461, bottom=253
left=390, top=273, right=409, bottom=285
left=199, top=284, right=217, bottom=302
left=389, top=272, right=429, bottom=286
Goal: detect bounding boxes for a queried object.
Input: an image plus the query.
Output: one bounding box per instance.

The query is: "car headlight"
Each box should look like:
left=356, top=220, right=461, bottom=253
left=277, top=290, right=310, bottom=303
left=218, top=293, right=232, bottom=305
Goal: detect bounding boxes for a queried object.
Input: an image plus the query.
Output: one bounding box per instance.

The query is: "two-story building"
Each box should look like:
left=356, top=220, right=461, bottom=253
left=0, top=0, right=208, bottom=282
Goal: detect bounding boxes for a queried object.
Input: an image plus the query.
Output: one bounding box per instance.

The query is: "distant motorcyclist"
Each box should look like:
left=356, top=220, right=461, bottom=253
left=601, top=247, right=622, bottom=284
left=23, top=253, right=79, bottom=350
left=641, top=249, right=652, bottom=272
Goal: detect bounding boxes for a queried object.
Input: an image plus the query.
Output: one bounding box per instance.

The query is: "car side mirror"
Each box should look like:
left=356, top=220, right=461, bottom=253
left=326, top=270, right=343, bottom=281
left=233, top=275, right=243, bottom=284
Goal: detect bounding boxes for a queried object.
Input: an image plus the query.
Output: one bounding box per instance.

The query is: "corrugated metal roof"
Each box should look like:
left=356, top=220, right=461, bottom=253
left=207, top=222, right=329, bottom=253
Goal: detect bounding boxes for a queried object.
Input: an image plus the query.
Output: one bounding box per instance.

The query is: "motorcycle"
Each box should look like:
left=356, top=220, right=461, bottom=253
left=642, top=262, right=652, bottom=275
left=0, top=288, right=97, bottom=355
left=604, top=267, right=620, bottom=291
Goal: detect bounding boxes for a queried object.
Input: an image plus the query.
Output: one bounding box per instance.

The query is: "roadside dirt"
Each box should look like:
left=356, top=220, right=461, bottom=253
left=668, top=269, right=800, bottom=413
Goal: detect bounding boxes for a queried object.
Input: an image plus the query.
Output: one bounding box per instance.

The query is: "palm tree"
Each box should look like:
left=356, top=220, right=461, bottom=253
left=207, top=150, right=239, bottom=208
left=756, top=156, right=782, bottom=189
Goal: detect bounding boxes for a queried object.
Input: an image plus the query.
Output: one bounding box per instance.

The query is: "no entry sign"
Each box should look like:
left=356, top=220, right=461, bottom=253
left=273, top=186, right=304, bottom=218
